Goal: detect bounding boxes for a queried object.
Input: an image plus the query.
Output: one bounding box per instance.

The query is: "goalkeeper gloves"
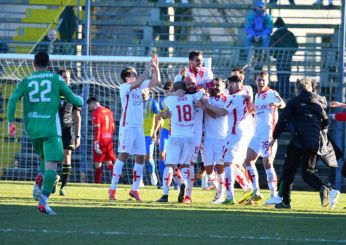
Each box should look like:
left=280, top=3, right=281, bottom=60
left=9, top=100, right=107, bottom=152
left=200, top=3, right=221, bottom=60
left=94, top=141, right=102, bottom=155
left=8, top=122, right=17, bottom=136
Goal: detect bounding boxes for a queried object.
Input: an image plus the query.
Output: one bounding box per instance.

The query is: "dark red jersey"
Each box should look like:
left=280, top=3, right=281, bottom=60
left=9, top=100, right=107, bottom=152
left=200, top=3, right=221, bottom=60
left=92, top=106, right=115, bottom=145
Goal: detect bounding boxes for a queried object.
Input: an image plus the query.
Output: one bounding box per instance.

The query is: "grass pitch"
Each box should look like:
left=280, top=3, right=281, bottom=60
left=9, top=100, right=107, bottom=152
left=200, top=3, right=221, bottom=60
left=1, top=181, right=346, bottom=245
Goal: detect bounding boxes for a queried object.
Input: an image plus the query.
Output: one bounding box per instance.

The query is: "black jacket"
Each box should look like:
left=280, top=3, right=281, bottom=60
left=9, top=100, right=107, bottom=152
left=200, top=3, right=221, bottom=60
left=269, top=27, right=298, bottom=59
left=273, top=91, right=327, bottom=152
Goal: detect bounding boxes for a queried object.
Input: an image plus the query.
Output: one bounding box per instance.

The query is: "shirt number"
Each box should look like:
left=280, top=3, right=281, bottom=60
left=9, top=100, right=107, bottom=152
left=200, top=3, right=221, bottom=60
left=176, top=104, right=192, bottom=122
left=28, top=80, right=51, bottom=102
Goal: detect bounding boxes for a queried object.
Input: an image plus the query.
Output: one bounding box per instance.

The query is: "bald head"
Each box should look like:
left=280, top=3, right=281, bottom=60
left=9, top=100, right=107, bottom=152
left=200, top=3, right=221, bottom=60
left=183, top=75, right=197, bottom=94
left=47, top=30, right=57, bottom=42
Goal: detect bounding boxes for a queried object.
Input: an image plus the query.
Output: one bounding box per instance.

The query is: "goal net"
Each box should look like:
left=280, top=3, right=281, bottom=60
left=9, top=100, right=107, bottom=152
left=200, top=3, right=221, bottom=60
left=0, top=54, right=211, bottom=187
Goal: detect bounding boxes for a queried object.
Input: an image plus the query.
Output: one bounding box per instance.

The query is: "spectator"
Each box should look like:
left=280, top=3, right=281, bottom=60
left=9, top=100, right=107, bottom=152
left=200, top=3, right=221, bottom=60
left=32, top=30, right=63, bottom=54
left=245, top=1, right=273, bottom=54
left=313, top=0, right=333, bottom=6
left=269, top=0, right=295, bottom=4
left=269, top=17, right=298, bottom=99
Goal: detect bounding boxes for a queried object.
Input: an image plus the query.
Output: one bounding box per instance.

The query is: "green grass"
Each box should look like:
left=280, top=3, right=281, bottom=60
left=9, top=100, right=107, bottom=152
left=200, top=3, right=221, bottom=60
left=1, top=181, right=346, bottom=245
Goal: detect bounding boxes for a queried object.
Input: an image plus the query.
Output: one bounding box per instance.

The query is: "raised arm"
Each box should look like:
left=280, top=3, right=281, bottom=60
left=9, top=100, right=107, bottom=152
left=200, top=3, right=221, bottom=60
left=148, top=55, right=161, bottom=88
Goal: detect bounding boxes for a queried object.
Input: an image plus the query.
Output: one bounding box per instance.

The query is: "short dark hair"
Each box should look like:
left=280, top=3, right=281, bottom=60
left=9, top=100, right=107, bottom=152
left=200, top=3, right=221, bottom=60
left=57, top=68, right=70, bottom=76
left=163, top=81, right=173, bottom=90
left=87, top=97, right=98, bottom=104
left=227, top=75, right=241, bottom=84
left=34, top=52, right=49, bottom=67
left=232, top=67, right=246, bottom=76
left=120, top=67, right=136, bottom=82
left=173, top=82, right=186, bottom=92
left=189, top=51, right=203, bottom=61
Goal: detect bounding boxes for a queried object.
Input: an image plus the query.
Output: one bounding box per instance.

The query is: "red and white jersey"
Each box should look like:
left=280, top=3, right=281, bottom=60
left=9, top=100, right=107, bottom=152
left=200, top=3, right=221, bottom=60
left=204, top=95, right=229, bottom=140
left=174, top=67, right=214, bottom=89
left=254, top=87, right=282, bottom=137
left=224, top=89, right=252, bottom=136
left=164, top=91, right=203, bottom=137
left=224, top=85, right=253, bottom=102
left=119, top=80, right=150, bottom=128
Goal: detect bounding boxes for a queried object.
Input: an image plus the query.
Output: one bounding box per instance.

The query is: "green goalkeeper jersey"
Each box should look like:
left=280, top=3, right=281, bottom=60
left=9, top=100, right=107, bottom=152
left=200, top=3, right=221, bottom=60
left=7, top=71, right=83, bottom=139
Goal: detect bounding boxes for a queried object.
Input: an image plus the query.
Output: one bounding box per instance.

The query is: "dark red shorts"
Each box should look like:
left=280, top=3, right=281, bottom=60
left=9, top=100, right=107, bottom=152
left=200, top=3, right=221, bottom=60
left=93, top=142, right=117, bottom=162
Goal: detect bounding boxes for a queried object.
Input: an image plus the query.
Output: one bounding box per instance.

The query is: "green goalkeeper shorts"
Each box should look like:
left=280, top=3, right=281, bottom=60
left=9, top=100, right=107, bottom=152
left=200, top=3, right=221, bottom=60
left=30, top=136, right=64, bottom=162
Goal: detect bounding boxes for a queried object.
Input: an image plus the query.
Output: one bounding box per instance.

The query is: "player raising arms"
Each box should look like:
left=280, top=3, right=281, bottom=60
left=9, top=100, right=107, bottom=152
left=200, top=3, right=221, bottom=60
left=156, top=78, right=204, bottom=203
left=87, top=97, right=116, bottom=184
left=201, top=75, right=253, bottom=205
left=8, top=52, right=83, bottom=215
left=109, top=55, right=160, bottom=201
left=244, top=71, right=285, bottom=205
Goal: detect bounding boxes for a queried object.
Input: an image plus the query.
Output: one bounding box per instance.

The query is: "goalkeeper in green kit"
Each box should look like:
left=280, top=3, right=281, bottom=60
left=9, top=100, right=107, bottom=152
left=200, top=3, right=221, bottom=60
left=7, top=52, right=83, bottom=215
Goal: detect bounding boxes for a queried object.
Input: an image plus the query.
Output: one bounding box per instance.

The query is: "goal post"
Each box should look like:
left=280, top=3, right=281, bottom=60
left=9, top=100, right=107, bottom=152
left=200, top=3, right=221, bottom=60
left=0, top=54, right=212, bottom=187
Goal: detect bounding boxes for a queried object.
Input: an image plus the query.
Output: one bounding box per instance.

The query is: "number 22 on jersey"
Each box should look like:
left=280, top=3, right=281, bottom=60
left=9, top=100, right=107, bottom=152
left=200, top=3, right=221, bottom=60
left=28, top=80, right=51, bottom=102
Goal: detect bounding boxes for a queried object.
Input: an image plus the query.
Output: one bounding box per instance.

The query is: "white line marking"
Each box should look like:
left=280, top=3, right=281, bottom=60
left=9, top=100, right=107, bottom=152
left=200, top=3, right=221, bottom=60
left=0, top=229, right=345, bottom=243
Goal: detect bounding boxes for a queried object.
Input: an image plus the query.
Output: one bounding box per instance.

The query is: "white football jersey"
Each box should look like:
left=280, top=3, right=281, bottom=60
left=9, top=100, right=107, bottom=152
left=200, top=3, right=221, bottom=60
left=254, top=87, right=282, bottom=137
left=174, top=67, right=214, bottom=89
left=224, top=89, right=252, bottom=136
left=224, top=85, right=253, bottom=102
left=164, top=91, right=203, bottom=137
left=119, top=80, right=150, bottom=128
left=204, top=95, right=229, bottom=140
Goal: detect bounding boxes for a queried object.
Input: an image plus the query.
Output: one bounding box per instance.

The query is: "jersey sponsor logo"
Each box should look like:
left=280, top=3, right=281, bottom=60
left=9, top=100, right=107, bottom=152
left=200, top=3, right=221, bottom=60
left=132, top=93, right=141, bottom=100
left=28, top=112, right=51, bottom=119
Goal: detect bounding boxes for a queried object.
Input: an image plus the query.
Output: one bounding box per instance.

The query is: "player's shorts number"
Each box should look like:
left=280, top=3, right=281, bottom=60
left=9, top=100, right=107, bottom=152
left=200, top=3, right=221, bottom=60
left=176, top=104, right=192, bottom=122
left=28, top=80, right=51, bottom=102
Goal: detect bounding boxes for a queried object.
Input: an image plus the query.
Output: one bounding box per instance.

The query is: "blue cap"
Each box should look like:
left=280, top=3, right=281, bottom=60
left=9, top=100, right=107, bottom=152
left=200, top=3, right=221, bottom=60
left=257, top=1, right=265, bottom=7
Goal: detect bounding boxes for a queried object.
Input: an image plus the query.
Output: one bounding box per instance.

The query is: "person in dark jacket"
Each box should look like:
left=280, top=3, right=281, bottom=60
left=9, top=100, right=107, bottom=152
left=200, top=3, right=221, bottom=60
left=269, top=17, right=298, bottom=99
left=32, top=30, right=63, bottom=54
left=267, top=77, right=340, bottom=209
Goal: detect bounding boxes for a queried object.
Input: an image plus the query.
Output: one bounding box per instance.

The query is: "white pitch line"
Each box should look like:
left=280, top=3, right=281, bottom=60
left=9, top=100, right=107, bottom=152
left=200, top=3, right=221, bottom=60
left=0, top=229, right=346, bottom=243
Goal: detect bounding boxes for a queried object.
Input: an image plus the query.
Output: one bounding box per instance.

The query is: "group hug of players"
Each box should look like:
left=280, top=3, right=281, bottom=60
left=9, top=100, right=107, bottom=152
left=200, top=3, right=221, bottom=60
left=7, top=51, right=342, bottom=215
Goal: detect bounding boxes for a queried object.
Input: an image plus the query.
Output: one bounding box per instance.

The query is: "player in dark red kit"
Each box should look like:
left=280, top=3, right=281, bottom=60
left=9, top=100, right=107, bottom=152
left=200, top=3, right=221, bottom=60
left=87, top=97, right=116, bottom=183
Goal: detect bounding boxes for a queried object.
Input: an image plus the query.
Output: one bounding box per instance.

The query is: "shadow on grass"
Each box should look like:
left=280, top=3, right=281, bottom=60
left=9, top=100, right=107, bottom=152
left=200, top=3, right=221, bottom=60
left=1, top=203, right=346, bottom=245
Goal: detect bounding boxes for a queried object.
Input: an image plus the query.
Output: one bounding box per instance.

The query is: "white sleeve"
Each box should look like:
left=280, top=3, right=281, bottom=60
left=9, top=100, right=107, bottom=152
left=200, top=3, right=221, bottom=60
left=224, top=96, right=236, bottom=113
left=272, top=90, right=283, bottom=103
left=164, top=97, right=173, bottom=110
left=193, top=91, right=204, bottom=101
left=247, top=86, right=254, bottom=103
left=120, top=83, right=131, bottom=98
left=141, top=80, right=151, bottom=90
left=174, top=74, right=183, bottom=83
left=207, top=69, right=214, bottom=81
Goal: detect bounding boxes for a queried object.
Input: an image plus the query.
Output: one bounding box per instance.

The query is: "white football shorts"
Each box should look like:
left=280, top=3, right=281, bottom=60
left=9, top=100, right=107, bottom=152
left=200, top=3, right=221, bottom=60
left=166, top=136, right=194, bottom=165
left=118, top=126, right=146, bottom=155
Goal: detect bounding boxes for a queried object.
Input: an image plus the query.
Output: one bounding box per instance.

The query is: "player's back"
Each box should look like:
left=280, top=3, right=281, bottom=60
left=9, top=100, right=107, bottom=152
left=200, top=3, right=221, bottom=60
left=92, top=106, right=115, bottom=145
left=19, top=71, right=67, bottom=138
left=164, top=91, right=203, bottom=137
left=225, top=90, right=251, bottom=135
